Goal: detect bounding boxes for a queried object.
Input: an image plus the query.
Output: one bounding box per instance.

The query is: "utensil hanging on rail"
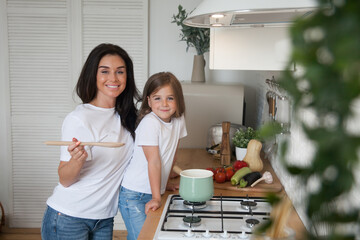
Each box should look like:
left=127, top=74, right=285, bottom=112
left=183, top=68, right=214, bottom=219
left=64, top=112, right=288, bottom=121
left=44, top=141, right=125, bottom=148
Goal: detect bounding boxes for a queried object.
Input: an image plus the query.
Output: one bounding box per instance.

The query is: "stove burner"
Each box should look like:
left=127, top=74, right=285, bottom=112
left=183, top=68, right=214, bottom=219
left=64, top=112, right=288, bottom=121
left=246, top=218, right=260, bottom=228
left=183, top=200, right=207, bottom=209
left=183, top=216, right=201, bottom=227
left=241, top=200, right=257, bottom=210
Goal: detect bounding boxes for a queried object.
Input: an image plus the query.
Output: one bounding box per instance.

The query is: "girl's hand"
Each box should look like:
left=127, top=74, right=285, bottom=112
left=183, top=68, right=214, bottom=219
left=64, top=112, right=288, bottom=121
left=68, top=138, right=87, bottom=166
left=145, top=198, right=161, bottom=214
left=166, top=182, right=179, bottom=191
left=168, top=170, right=180, bottom=179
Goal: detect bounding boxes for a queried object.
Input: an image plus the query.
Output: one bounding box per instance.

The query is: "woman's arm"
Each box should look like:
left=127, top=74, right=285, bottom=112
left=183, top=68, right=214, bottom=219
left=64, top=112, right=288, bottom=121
left=58, top=139, right=88, bottom=187
left=143, top=145, right=162, bottom=214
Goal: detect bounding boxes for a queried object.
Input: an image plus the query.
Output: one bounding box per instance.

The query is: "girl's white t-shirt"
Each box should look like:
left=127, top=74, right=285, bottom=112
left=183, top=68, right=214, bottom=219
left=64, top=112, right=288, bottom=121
left=121, top=112, right=187, bottom=194
left=46, top=104, right=134, bottom=219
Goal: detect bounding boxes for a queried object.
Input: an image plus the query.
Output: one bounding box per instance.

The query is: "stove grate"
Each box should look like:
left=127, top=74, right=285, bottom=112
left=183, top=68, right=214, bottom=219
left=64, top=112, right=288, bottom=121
left=158, top=194, right=271, bottom=236
left=167, top=209, right=270, bottom=216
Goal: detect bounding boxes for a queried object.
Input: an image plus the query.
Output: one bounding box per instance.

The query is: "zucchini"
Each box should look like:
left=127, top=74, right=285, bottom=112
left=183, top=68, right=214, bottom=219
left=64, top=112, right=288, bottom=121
left=242, top=172, right=261, bottom=187
left=231, top=167, right=252, bottom=186
left=238, top=178, right=248, bottom=188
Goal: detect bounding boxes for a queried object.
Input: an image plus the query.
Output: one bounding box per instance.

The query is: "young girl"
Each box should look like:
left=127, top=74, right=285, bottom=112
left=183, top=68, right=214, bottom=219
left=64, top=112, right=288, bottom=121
left=119, top=72, right=187, bottom=240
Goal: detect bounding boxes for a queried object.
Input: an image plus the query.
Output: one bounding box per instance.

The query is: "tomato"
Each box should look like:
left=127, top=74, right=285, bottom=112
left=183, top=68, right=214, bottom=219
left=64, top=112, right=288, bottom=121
left=224, top=166, right=233, bottom=171
left=215, top=167, right=225, bottom=174
left=206, top=167, right=216, bottom=179
left=225, top=168, right=234, bottom=181
left=215, top=172, right=226, bottom=183
left=233, top=160, right=248, bottom=171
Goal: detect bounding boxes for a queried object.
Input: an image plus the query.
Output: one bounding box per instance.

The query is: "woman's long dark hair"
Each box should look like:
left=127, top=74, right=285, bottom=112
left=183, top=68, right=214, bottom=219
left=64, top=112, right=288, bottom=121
left=76, top=43, right=140, bottom=139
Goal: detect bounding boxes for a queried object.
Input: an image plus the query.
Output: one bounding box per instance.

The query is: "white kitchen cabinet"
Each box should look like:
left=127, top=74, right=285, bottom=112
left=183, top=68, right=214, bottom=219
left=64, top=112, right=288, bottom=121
left=209, top=27, right=294, bottom=71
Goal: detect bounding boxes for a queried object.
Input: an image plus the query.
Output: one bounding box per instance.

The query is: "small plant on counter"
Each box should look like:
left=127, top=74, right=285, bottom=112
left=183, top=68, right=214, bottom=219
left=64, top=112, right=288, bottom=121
left=171, top=5, right=210, bottom=55
left=232, top=127, right=259, bottom=149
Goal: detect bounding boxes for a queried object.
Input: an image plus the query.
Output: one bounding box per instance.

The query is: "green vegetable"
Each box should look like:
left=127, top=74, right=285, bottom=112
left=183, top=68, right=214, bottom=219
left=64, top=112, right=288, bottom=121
left=238, top=178, right=248, bottom=188
left=232, top=127, right=259, bottom=148
left=242, top=172, right=261, bottom=187
left=231, top=167, right=252, bottom=186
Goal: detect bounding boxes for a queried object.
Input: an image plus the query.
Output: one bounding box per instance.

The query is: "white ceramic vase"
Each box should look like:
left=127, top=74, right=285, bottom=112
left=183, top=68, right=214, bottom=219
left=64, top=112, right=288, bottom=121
left=235, top=147, right=247, bottom=161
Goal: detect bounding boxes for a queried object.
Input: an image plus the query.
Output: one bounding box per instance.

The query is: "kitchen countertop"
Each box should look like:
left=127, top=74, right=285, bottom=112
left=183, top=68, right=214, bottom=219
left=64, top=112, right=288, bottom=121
left=138, top=148, right=306, bottom=240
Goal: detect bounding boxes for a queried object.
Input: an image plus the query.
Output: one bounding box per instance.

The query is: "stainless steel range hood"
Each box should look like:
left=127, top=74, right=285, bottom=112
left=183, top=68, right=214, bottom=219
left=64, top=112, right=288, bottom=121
left=184, top=0, right=319, bottom=28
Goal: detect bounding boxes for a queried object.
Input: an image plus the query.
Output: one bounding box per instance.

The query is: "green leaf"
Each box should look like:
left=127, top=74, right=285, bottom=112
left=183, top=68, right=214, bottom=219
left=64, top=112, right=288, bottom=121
left=171, top=5, right=210, bottom=55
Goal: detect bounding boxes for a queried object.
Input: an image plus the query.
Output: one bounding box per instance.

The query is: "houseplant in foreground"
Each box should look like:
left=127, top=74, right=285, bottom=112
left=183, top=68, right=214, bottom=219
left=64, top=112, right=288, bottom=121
left=171, top=5, right=210, bottom=82
left=260, top=0, right=360, bottom=239
left=232, top=127, right=258, bottom=160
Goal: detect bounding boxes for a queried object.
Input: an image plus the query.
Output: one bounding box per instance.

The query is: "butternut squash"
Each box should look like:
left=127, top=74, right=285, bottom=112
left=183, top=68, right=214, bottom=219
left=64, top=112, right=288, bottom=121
left=243, top=139, right=263, bottom=172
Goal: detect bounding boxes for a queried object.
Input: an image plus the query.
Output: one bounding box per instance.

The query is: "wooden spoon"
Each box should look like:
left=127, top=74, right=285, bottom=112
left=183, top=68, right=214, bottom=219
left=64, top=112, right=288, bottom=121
left=44, top=141, right=124, bottom=148
left=172, top=165, right=183, bottom=175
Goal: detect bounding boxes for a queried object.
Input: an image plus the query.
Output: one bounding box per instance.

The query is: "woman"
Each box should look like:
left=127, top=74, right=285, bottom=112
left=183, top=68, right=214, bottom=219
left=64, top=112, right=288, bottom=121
left=41, top=43, right=140, bottom=240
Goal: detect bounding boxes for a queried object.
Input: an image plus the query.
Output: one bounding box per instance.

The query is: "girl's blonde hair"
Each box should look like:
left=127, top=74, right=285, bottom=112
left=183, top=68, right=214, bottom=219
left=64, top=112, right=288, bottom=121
left=137, top=72, right=185, bottom=125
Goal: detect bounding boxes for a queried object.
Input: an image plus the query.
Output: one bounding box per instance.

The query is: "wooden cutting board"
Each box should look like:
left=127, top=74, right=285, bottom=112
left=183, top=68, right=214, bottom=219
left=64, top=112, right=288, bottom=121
left=213, top=155, right=282, bottom=192
left=213, top=174, right=282, bottom=193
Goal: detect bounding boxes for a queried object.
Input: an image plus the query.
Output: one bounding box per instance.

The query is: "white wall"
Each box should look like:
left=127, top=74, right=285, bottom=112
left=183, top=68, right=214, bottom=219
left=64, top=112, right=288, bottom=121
left=149, top=0, right=199, bottom=81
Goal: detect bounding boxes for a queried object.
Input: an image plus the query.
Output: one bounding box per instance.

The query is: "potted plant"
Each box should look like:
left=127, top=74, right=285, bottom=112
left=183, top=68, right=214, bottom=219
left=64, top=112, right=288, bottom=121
left=171, top=5, right=210, bottom=82
left=232, top=127, right=258, bottom=160
left=260, top=0, right=360, bottom=238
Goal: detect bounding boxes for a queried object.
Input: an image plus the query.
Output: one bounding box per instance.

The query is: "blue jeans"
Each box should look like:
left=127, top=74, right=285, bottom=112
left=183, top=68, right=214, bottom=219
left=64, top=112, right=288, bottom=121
left=41, top=206, right=114, bottom=240
left=118, top=186, right=152, bottom=240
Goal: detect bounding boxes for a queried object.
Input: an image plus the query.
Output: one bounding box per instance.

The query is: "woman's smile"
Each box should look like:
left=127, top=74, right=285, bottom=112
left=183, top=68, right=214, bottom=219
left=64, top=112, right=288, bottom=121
left=106, top=84, right=121, bottom=89
left=91, top=54, right=127, bottom=108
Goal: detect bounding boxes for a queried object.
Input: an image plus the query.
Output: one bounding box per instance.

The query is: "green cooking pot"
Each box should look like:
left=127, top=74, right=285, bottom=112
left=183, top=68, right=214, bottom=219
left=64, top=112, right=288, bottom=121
left=179, top=169, right=214, bottom=202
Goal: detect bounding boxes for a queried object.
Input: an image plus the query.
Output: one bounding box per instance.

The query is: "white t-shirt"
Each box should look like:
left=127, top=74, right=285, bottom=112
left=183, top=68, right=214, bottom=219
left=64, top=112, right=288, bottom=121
left=46, top=104, right=134, bottom=219
left=121, top=112, right=187, bottom=194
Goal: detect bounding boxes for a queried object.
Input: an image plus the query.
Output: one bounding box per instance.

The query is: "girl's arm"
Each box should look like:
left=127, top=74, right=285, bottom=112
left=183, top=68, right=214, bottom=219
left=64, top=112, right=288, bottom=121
left=58, top=138, right=88, bottom=187
left=143, top=145, right=162, bottom=214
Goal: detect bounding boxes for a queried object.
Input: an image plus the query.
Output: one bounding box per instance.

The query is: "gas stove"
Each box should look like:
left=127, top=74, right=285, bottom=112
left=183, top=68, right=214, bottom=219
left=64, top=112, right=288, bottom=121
left=153, top=194, right=272, bottom=240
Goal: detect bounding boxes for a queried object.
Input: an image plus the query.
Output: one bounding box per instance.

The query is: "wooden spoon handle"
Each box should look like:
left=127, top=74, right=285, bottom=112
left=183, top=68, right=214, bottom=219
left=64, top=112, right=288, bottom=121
left=172, top=165, right=183, bottom=175
left=44, top=141, right=125, bottom=148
